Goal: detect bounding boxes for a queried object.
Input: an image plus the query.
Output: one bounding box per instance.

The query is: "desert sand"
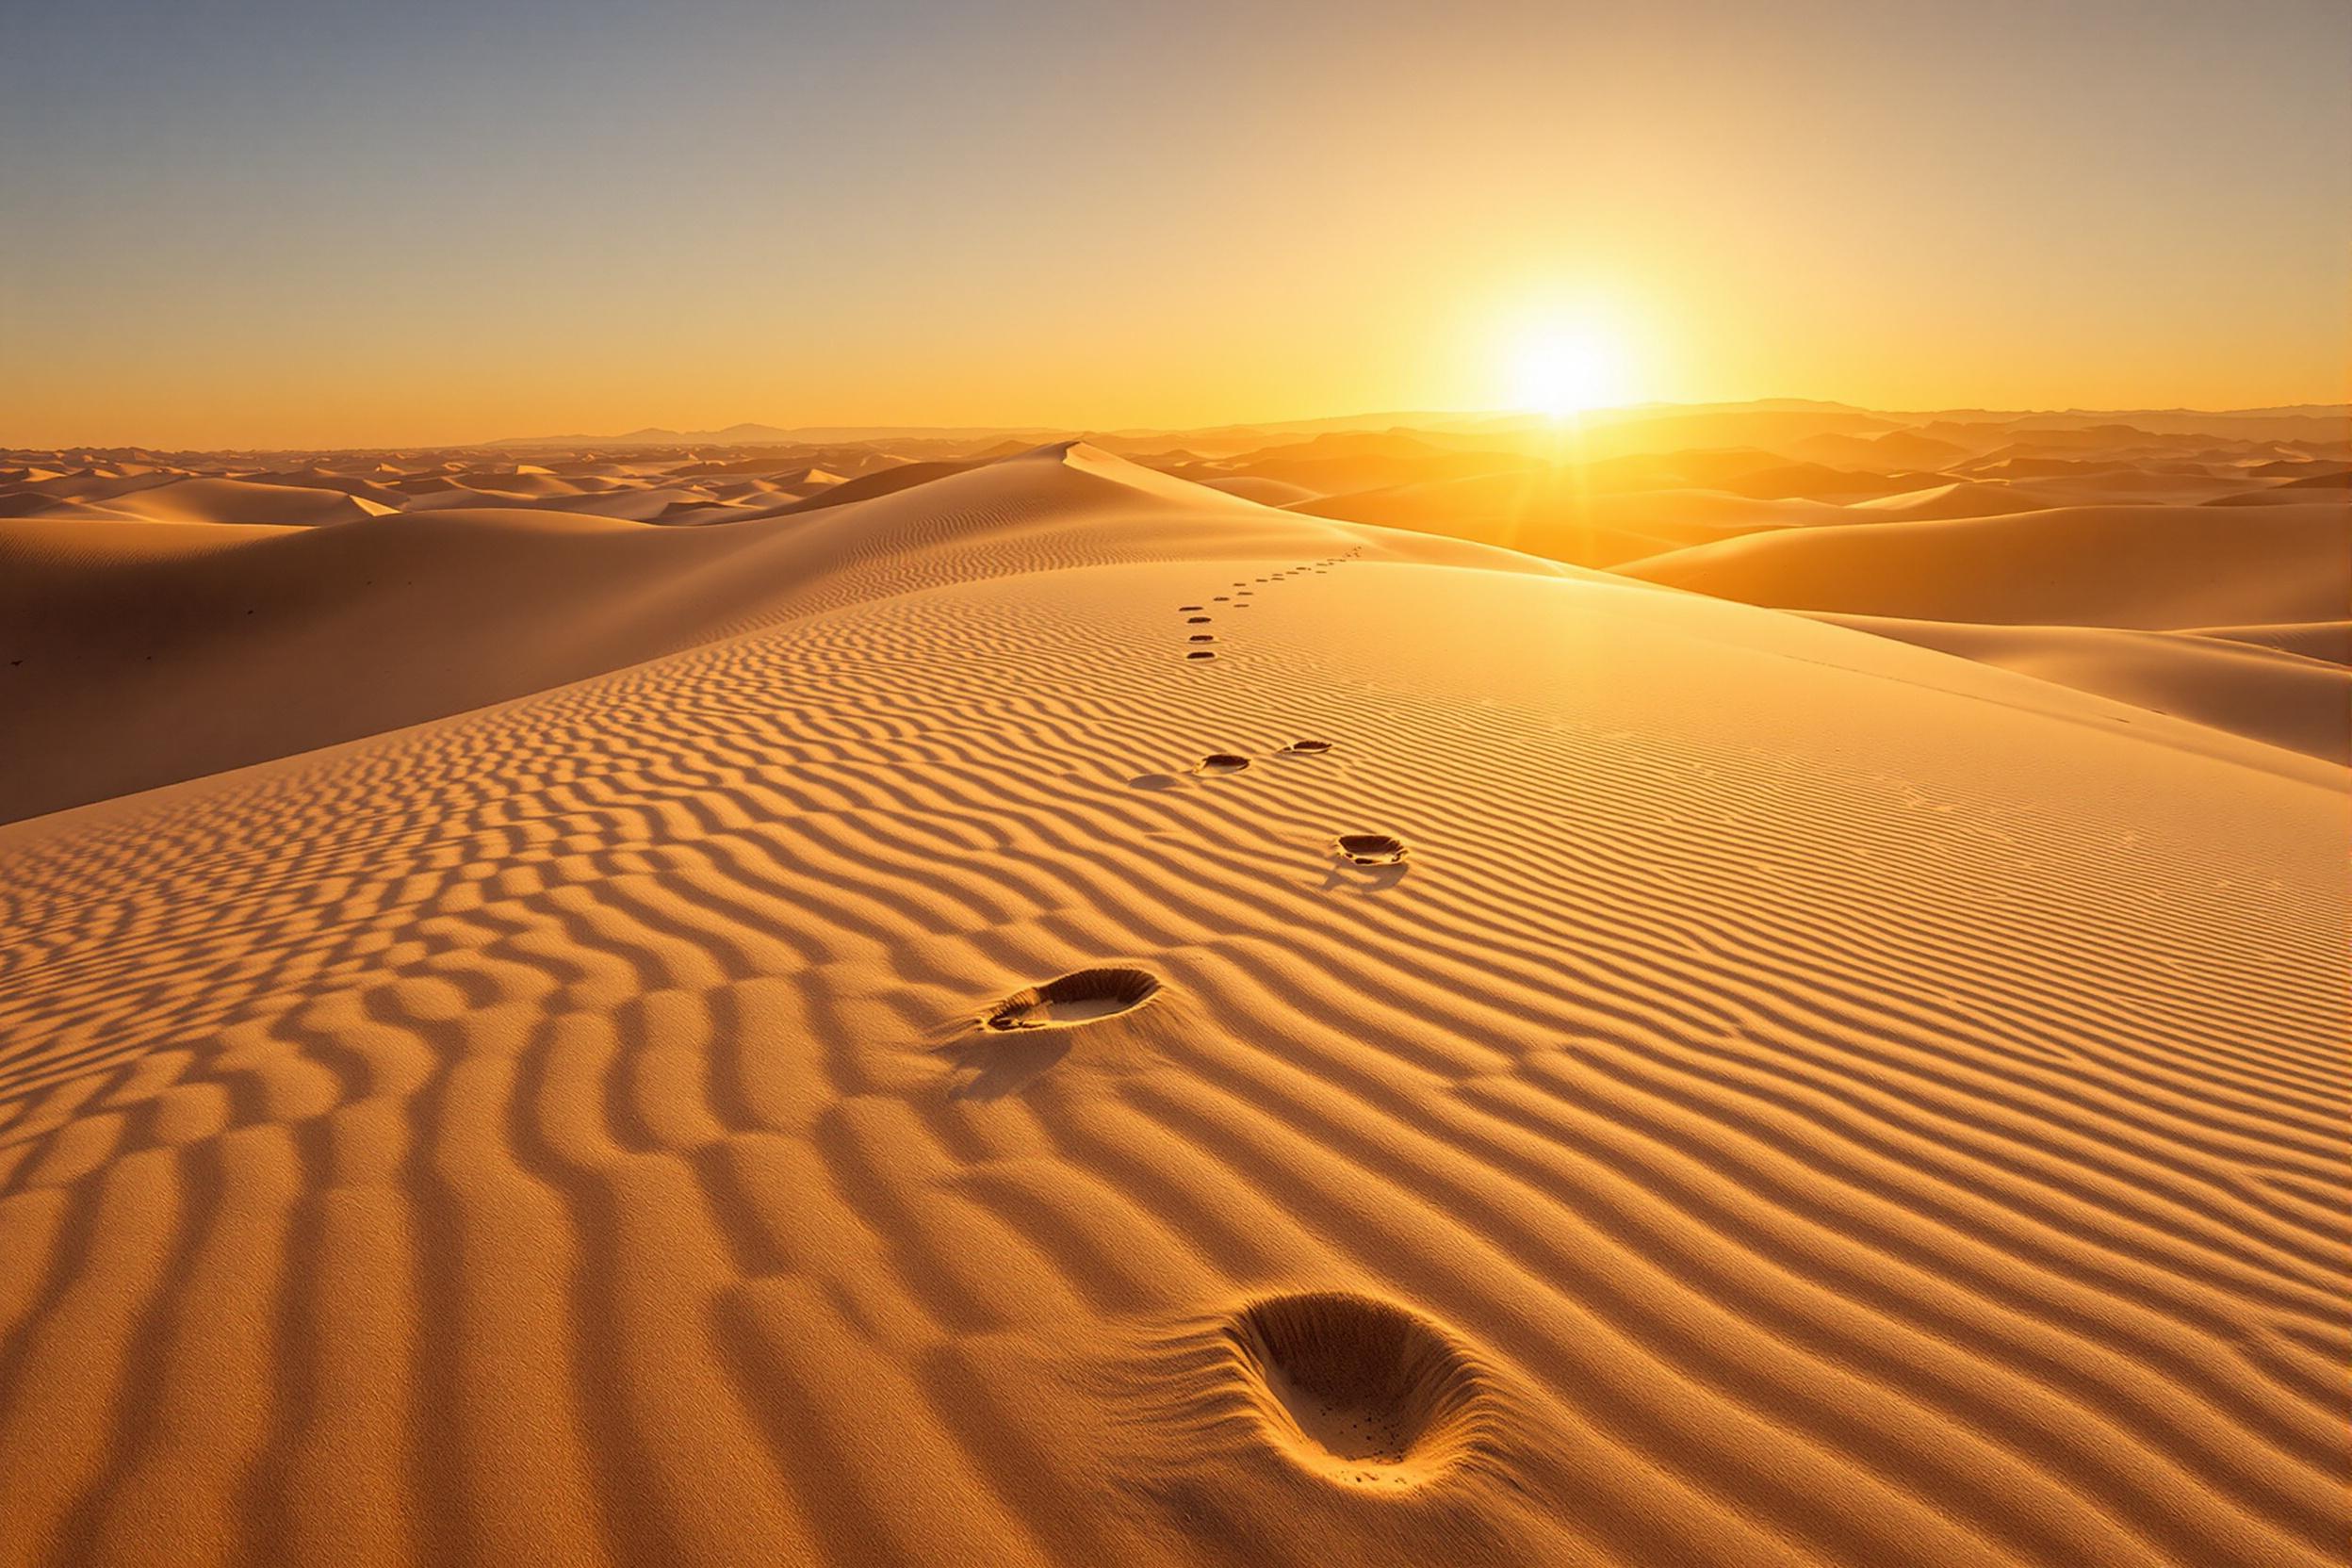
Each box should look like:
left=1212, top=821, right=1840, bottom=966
left=0, top=411, right=2346, bottom=1568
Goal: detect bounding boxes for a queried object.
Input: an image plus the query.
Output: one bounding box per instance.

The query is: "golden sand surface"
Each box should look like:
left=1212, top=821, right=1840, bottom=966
left=1, top=433, right=2344, bottom=1567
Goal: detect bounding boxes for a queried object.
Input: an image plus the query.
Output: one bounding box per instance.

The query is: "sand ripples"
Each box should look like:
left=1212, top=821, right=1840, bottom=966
left=0, top=514, right=2344, bottom=1567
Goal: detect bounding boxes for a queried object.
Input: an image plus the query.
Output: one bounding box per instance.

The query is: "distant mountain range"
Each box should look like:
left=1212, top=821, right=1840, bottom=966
left=483, top=403, right=2348, bottom=450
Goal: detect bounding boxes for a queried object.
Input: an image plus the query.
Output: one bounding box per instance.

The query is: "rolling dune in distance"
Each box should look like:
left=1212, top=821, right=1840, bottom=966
left=0, top=418, right=2346, bottom=1567
left=1613, top=503, right=2351, bottom=630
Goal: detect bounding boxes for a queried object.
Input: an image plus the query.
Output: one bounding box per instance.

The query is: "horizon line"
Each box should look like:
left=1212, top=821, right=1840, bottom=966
left=9, top=397, right=2348, bottom=455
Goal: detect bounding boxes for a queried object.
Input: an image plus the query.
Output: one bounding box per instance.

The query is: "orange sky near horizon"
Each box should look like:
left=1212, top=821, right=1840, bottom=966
left=3, top=0, right=2346, bottom=449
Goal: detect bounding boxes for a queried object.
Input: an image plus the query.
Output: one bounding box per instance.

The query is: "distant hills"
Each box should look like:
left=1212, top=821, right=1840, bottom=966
left=487, top=422, right=1063, bottom=449
left=486, top=402, right=2347, bottom=451
left=483, top=414, right=1496, bottom=450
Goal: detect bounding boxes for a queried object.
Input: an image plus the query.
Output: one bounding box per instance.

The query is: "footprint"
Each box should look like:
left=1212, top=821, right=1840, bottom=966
left=981, top=967, right=1161, bottom=1031
left=1194, top=754, right=1250, bottom=776
left=1186, top=616, right=1213, bottom=625
left=1282, top=739, right=1335, bottom=755
left=1333, top=833, right=1406, bottom=867
left=1180, top=604, right=1205, bottom=612
left=1185, top=650, right=1217, bottom=661
left=1225, top=1293, right=1490, bottom=1487
left=1188, top=634, right=1216, bottom=644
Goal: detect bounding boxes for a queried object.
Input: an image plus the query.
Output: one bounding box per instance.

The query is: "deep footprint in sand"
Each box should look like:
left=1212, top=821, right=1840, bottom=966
left=1194, top=754, right=1250, bottom=776
left=1188, top=634, right=1216, bottom=644
left=982, top=968, right=1161, bottom=1031
left=1186, top=616, right=1213, bottom=625
left=1282, top=739, right=1335, bottom=755
left=1333, top=832, right=1406, bottom=867
left=1226, top=1293, right=1491, bottom=1487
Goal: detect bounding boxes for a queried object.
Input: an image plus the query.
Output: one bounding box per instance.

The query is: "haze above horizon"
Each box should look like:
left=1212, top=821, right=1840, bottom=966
left=4, top=0, right=2346, bottom=448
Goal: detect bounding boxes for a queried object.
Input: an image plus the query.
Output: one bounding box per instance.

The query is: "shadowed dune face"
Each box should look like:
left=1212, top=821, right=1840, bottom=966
left=0, top=409, right=2345, bottom=1568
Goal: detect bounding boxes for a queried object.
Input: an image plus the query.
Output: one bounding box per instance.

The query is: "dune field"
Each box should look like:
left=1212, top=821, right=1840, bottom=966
left=0, top=409, right=2346, bottom=1568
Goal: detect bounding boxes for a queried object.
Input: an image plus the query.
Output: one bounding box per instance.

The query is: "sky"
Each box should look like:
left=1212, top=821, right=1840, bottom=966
left=2, top=0, right=2346, bottom=448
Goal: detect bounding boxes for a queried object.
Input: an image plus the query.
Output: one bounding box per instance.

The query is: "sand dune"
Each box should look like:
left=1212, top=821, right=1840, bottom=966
left=0, top=469, right=178, bottom=506
left=2206, top=488, right=2342, bottom=508
left=2276, top=467, right=2352, bottom=491
left=1563, top=405, right=1895, bottom=458
left=1990, top=469, right=2254, bottom=504
left=1620, top=502, right=2351, bottom=629
left=447, top=469, right=594, bottom=498
left=1199, top=475, right=1321, bottom=507
left=1843, top=480, right=2056, bottom=519
left=769, top=459, right=984, bottom=514
left=234, top=469, right=417, bottom=509
left=0, top=447, right=1525, bottom=825
left=1811, top=612, right=2351, bottom=764
left=1715, top=461, right=1924, bottom=500
left=1292, top=474, right=1854, bottom=566
left=13, top=476, right=391, bottom=528
left=2193, top=620, right=2352, bottom=665
left=1791, top=429, right=1976, bottom=471
left=508, top=487, right=748, bottom=522
left=0, top=421, right=2344, bottom=1568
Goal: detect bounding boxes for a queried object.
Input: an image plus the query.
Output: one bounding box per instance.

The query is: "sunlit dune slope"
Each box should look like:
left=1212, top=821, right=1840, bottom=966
left=1810, top=612, right=2350, bottom=765
left=1619, top=502, right=2350, bottom=629
left=1292, top=473, right=1854, bottom=566
left=0, top=446, right=2344, bottom=1568
left=1843, top=481, right=2055, bottom=519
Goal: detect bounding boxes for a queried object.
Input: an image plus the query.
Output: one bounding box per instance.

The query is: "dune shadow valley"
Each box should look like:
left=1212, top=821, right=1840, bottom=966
left=0, top=402, right=2345, bottom=1568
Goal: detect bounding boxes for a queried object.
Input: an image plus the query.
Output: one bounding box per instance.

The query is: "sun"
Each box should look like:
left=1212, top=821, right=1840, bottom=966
left=1511, top=323, right=1629, bottom=416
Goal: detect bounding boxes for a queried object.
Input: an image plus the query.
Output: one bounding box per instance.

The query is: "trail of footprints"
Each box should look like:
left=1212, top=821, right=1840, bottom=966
left=988, top=546, right=1476, bottom=1489
left=1171, top=547, right=1402, bottom=872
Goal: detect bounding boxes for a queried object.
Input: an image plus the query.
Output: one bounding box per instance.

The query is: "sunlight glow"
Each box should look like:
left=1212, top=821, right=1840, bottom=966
left=1511, top=321, right=1632, bottom=416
